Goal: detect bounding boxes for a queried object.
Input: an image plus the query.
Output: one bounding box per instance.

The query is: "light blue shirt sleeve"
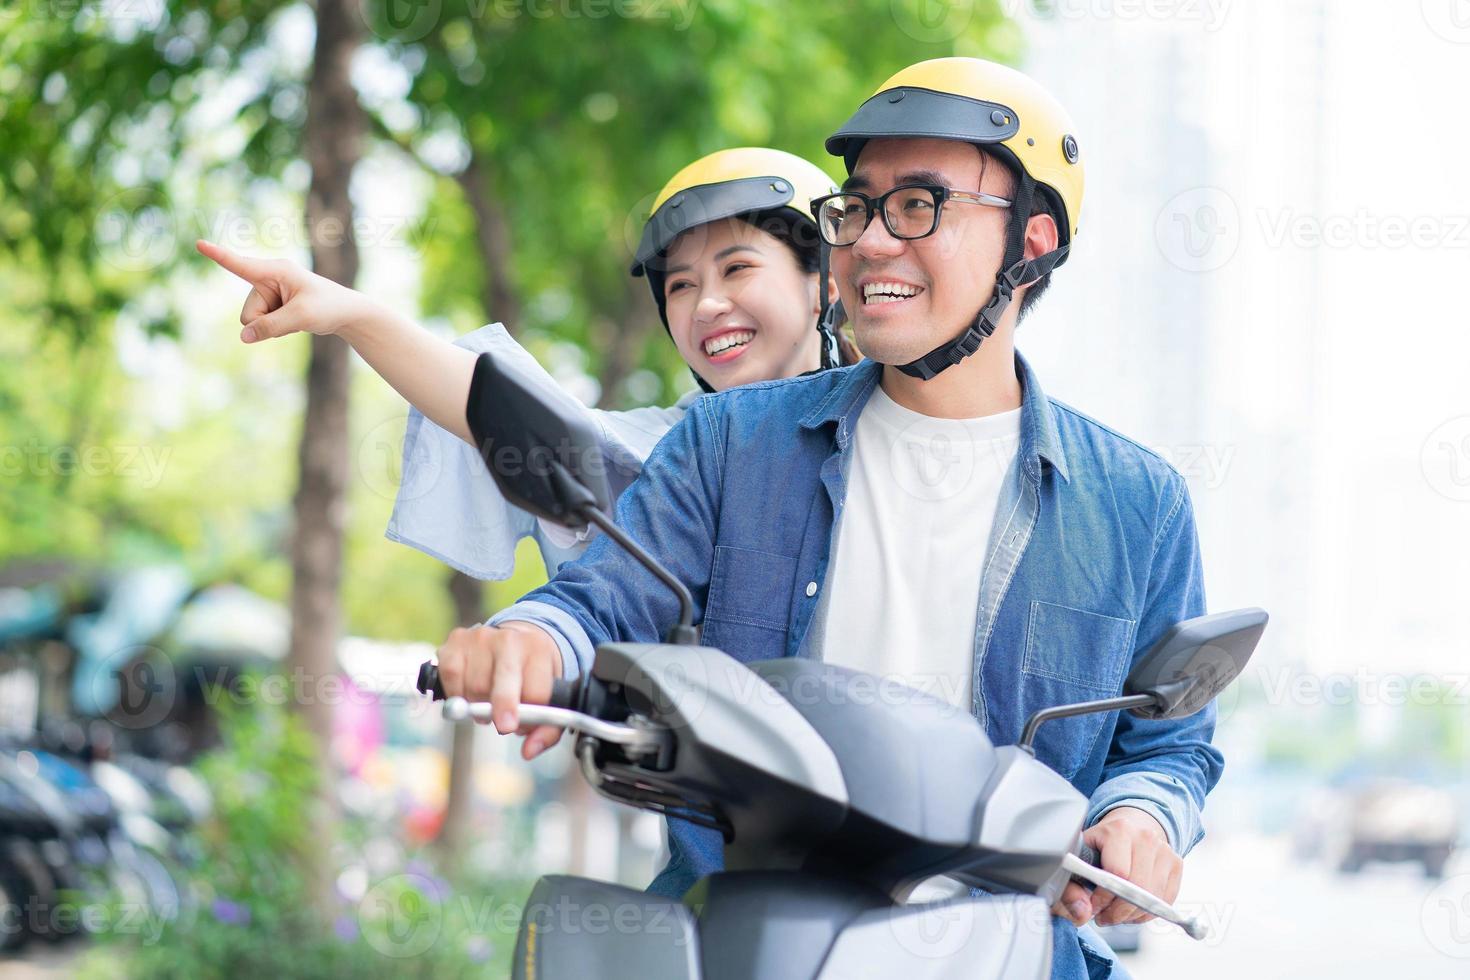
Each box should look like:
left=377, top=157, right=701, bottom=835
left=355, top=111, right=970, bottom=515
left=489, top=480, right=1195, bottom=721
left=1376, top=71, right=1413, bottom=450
left=1083, top=476, right=1217, bottom=858
left=383, top=322, right=695, bottom=581
left=486, top=600, right=596, bottom=681
left=1084, top=771, right=1201, bottom=855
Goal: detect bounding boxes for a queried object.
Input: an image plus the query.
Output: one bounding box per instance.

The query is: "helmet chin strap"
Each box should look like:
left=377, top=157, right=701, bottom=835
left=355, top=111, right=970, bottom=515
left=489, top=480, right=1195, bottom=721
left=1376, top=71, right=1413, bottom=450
left=817, top=299, right=844, bottom=370
left=816, top=241, right=842, bottom=371
left=895, top=172, right=1066, bottom=382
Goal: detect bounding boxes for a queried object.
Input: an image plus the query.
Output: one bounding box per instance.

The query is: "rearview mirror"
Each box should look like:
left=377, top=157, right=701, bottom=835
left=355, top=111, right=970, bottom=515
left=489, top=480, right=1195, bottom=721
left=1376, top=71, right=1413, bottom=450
left=1124, top=608, right=1268, bottom=720
left=464, top=351, right=612, bottom=529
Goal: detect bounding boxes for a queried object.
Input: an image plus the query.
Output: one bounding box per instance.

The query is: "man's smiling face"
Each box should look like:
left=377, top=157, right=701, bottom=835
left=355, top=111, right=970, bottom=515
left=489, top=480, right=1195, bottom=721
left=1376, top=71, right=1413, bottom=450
left=831, top=138, right=1016, bottom=365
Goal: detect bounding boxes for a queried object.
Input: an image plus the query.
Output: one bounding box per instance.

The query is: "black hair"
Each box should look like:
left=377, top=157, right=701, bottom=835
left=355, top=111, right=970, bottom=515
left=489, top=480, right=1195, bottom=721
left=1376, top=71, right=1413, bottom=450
left=974, top=147, right=1060, bottom=324
left=738, top=208, right=824, bottom=272
left=738, top=209, right=861, bottom=365
left=1016, top=190, right=1061, bottom=323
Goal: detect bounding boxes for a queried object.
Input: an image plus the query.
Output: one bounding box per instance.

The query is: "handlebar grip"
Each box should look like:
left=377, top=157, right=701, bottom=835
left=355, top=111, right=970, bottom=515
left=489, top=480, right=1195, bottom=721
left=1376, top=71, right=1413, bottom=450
left=548, top=678, right=579, bottom=710
left=1072, top=837, right=1102, bottom=890
left=417, top=661, right=578, bottom=710
left=417, top=662, right=445, bottom=701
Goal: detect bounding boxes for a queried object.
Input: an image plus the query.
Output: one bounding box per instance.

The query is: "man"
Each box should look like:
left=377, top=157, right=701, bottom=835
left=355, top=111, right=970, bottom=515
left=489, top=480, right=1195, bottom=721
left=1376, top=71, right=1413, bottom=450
left=435, top=58, right=1220, bottom=979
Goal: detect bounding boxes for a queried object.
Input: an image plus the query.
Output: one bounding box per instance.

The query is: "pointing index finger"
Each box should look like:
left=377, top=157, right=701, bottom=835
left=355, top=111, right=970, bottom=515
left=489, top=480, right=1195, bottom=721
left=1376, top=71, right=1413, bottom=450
left=196, top=239, right=268, bottom=284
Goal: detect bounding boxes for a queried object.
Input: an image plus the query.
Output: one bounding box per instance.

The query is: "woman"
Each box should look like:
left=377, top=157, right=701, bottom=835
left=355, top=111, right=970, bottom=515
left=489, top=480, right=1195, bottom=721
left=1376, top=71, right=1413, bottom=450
left=198, top=147, right=857, bottom=578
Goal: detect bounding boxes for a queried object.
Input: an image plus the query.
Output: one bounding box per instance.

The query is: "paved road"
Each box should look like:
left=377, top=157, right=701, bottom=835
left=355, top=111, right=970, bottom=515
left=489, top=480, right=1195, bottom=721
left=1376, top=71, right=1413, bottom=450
left=1122, top=834, right=1470, bottom=979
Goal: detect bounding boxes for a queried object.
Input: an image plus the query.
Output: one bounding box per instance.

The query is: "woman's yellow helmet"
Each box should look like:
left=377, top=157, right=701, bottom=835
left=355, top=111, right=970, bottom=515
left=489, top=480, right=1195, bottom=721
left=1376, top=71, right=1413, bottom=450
left=631, top=147, right=844, bottom=387
left=631, top=147, right=838, bottom=279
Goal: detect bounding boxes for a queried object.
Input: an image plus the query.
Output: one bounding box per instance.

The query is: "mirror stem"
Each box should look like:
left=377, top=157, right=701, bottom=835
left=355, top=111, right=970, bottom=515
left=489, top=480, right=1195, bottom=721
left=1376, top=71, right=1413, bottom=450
left=580, top=505, right=699, bottom=645
left=1017, top=692, right=1159, bottom=754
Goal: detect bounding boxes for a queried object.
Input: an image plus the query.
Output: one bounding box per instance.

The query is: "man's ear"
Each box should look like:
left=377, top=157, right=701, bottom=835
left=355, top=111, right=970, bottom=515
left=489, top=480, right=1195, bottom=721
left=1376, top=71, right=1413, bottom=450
left=1022, top=210, right=1060, bottom=263
left=812, top=272, right=840, bottom=314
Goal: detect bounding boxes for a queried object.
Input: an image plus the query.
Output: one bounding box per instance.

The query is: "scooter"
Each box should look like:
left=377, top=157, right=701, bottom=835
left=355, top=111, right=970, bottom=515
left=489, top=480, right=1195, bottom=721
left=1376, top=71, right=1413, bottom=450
left=417, top=350, right=1267, bottom=979
left=0, top=765, right=67, bottom=950
left=0, top=728, right=205, bottom=950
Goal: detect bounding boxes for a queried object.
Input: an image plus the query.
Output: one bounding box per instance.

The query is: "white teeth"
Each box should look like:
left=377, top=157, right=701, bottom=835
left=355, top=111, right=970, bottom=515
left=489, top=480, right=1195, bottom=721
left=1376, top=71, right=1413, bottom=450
left=703, top=330, right=755, bottom=356
left=863, top=281, right=921, bottom=304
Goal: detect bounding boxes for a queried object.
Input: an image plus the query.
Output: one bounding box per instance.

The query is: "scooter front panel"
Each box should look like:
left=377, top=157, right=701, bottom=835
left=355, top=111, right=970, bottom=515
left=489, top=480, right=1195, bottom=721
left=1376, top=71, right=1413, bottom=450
left=816, top=893, right=1052, bottom=979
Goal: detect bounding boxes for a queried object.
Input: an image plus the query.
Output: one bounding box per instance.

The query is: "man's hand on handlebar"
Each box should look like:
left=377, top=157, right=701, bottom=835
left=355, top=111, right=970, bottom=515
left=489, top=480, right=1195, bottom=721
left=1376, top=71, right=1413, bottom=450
left=1052, top=806, right=1182, bottom=928
left=434, top=621, right=566, bottom=761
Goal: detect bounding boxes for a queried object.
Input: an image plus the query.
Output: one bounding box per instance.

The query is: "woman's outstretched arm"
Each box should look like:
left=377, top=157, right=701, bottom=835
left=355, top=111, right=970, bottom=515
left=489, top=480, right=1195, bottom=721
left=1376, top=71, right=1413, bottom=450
left=197, top=239, right=478, bottom=445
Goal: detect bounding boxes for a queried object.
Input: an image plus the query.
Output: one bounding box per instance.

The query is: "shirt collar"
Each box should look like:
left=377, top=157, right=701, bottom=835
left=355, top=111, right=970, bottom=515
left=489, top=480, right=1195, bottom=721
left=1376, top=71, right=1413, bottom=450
left=800, top=354, right=1069, bottom=484
left=1016, top=351, right=1069, bottom=485
left=799, top=360, right=884, bottom=450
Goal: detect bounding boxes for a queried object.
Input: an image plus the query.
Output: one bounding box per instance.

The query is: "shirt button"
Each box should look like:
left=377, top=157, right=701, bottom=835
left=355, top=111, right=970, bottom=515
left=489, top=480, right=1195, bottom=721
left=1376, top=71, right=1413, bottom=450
left=805, top=581, right=818, bottom=597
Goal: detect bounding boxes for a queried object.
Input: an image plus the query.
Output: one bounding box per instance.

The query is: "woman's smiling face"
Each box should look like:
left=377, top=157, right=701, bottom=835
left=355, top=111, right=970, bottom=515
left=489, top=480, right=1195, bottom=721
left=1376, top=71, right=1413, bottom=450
left=661, top=217, right=823, bottom=391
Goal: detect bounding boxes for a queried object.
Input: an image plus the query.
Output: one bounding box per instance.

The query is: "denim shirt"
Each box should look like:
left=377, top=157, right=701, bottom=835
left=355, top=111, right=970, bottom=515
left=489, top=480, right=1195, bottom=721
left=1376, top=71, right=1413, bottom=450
left=491, top=355, right=1220, bottom=980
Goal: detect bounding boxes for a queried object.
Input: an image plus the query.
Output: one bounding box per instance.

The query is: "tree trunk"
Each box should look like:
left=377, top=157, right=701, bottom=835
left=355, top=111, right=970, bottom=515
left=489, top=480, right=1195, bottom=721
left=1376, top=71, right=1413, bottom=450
left=435, top=569, right=484, bottom=858
left=457, top=150, right=522, bottom=330
left=289, top=0, right=362, bottom=911
left=594, top=276, right=659, bottom=409
left=430, top=150, right=526, bottom=857
left=448, top=152, right=657, bottom=879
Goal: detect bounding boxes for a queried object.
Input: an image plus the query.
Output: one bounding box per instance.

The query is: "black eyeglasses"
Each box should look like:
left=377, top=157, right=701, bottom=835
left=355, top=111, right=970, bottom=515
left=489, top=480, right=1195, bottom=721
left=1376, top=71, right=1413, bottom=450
left=810, top=183, right=1013, bottom=247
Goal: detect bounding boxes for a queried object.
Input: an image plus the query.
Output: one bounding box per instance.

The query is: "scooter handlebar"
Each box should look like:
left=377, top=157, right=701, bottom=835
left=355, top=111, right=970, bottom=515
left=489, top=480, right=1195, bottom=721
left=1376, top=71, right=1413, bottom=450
left=1074, top=838, right=1100, bottom=871
left=416, top=662, right=445, bottom=700
left=416, top=660, right=579, bottom=709
left=1064, top=840, right=1209, bottom=941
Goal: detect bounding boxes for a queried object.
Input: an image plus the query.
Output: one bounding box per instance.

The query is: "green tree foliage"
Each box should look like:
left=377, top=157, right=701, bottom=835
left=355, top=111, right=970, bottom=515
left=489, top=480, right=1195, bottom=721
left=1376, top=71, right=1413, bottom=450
left=2, top=0, right=1017, bottom=633
left=400, top=0, right=1021, bottom=405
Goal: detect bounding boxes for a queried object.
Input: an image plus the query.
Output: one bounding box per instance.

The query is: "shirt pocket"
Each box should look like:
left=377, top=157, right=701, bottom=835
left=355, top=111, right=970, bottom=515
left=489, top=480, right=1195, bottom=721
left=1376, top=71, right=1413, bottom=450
left=1019, top=600, right=1138, bottom=779
left=703, top=546, right=798, bottom=636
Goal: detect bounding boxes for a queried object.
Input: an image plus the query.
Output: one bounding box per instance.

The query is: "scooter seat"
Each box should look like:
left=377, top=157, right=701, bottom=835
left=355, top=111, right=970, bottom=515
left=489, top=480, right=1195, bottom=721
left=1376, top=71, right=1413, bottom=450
left=511, top=874, right=700, bottom=980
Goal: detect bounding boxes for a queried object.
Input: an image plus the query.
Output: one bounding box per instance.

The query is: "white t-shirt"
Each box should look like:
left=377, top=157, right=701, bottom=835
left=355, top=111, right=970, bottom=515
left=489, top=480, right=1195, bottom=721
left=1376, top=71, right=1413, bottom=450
left=808, top=385, right=1021, bottom=711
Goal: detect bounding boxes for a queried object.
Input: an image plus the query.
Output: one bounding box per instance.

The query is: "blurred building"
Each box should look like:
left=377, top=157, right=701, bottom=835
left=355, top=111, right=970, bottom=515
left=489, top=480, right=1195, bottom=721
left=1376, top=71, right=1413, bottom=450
left=1016, top=0, right=1470, bottom=693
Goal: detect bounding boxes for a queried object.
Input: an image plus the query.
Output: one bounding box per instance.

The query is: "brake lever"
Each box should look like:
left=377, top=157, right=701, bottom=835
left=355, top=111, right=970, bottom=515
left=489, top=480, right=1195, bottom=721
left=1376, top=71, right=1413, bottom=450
left=1062, top=848, right=1209, bottom=941
left=440, top=698, right=671, bottom=759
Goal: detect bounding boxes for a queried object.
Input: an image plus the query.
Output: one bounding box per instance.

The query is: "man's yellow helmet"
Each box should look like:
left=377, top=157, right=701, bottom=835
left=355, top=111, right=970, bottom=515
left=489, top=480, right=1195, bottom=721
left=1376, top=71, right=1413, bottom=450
left=825, top=58, right=1084, bottom=380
